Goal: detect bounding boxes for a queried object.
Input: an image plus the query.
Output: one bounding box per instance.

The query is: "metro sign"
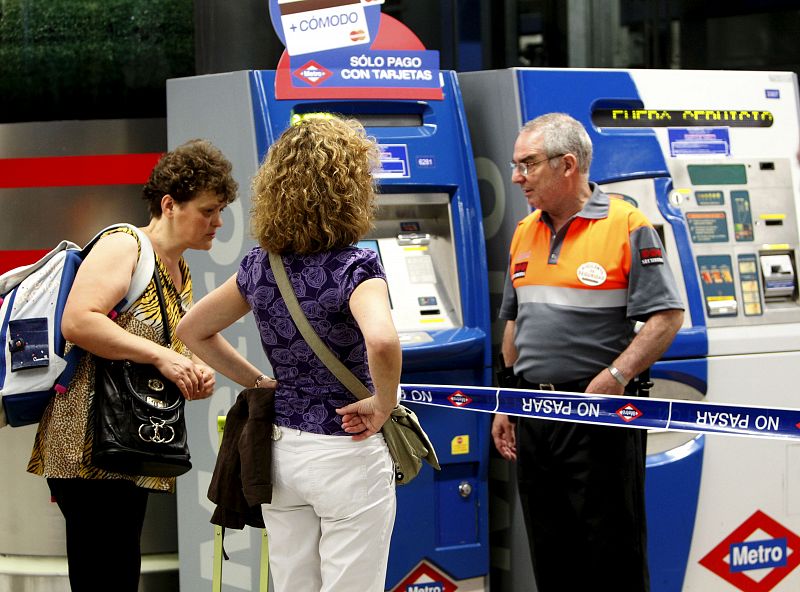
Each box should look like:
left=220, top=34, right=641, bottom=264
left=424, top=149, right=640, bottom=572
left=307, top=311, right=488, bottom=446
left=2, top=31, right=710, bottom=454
left=699, top=510, right=800, bottom=591
left=616, top=402, right=642, bottom=423
left=389, top=559, right=458, bottom=592
left=293, top=60, right=332, bottom=86
left=448, top=390, right=473, bottom=407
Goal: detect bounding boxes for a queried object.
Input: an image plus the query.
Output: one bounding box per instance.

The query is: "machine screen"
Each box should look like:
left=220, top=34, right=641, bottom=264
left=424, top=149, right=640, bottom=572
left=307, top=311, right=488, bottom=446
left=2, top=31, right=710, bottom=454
left=687, top=164, right=748, bottom=185
left=357, top=239, right=382, bottom=263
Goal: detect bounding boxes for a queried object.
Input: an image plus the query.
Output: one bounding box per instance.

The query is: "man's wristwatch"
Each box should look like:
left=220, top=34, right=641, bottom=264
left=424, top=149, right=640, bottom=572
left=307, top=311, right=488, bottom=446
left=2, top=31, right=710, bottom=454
left=607, top=365, right=630, bottom=387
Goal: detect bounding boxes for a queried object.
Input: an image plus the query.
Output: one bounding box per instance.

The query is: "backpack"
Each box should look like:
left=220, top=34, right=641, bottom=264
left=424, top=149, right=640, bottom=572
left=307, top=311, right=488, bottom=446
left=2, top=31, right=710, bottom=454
left=0, top=224, right=154, bottom=428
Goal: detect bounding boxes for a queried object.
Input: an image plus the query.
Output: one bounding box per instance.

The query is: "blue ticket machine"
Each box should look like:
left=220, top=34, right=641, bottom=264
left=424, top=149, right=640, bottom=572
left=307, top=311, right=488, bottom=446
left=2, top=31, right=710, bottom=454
left=168, top=70, right=492, bottom=591
left=460, top=68, right=800, bottom=591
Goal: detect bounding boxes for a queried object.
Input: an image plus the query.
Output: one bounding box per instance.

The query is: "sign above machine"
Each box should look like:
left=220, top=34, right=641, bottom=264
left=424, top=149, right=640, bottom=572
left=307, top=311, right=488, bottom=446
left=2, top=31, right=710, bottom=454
left=268, top=0, right=442, bottom=100
left=592, top=108, right=774, bottom=127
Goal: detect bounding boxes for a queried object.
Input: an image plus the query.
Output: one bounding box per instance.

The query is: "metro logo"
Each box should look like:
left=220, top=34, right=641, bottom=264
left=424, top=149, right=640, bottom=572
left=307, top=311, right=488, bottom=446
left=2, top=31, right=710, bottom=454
left=293, top=61, right=332, bottom=86
left=616, top=402, right=642, bottom=423
left=447, top=391, right=472, bottom=407
left=408, top=585, right=444, bottom=592
left=700, top=510, right=800, bottom=591
left=389, top=559, right=457, bottom=592
left=730, top=538, right=787, bottom=572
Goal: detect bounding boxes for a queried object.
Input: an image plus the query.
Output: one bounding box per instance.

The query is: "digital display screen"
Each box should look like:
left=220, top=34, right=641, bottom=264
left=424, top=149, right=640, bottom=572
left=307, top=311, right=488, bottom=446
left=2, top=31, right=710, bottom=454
left=592, top=109, right=773, bottom=128
left=688, top=164, right=748, bottom=185
left=357, top=239, right=382, bottom=264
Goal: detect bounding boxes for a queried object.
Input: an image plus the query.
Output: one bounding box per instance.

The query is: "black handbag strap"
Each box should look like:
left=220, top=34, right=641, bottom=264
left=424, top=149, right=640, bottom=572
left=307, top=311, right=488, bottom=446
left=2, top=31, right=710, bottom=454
left=152, top=263, right=172, bottom=348
left=268, top=251, right=372, bottom=401
left=134, top=230, right=172, bottom=348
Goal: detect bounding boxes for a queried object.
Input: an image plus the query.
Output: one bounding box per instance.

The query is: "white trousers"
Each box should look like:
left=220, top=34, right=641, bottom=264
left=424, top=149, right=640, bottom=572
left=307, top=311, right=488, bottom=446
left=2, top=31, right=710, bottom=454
left=262, top=426, right=397, bottom=592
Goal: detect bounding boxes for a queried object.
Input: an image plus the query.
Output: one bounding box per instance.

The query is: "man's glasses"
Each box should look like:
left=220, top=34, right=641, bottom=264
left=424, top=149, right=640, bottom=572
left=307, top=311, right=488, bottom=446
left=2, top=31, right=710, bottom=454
left=509, top=153, right=565, bottom=176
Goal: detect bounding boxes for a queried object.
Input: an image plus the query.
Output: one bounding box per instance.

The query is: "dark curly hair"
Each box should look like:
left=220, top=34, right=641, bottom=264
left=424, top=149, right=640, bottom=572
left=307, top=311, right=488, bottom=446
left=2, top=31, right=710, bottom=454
left=251, top=117, right=379, bottom=254
left=142, top=139, right=238, bottom=218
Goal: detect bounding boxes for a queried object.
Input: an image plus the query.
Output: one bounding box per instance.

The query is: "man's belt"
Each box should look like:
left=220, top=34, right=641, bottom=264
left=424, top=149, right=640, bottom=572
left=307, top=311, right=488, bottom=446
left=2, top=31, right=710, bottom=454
left=518, top=378, right=592, bottom=393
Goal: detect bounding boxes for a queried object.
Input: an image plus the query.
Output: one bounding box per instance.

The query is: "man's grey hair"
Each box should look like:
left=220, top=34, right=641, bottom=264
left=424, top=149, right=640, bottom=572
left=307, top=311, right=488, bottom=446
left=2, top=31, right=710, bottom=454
left=521, top=113, right=593, bottom=175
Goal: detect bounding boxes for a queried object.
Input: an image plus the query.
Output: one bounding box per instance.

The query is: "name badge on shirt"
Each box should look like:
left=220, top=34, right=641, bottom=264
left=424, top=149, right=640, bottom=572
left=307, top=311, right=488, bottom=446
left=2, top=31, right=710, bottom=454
left=576, top=262, right=607, bottom=286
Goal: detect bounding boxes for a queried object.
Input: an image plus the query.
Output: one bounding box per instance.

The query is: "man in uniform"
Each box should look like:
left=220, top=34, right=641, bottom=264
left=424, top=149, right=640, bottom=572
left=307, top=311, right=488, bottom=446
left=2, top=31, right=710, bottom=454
left=492, top=113, right=684, bottom=592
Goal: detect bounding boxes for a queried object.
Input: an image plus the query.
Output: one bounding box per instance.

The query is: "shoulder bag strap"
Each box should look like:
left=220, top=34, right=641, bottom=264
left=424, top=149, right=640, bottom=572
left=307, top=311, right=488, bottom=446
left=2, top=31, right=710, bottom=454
left=268, top=251, right=372, bottom=401
left=152, top=264, right=172, bottom=348
left=128, top=228, right=171, bottom=348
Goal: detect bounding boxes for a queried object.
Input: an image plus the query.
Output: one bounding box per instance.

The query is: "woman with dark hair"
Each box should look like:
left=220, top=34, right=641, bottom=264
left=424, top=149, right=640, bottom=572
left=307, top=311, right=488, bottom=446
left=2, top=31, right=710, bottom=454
left=28, top=138, right=238, bottom=592
left=177, top=116, right=400, bottom=591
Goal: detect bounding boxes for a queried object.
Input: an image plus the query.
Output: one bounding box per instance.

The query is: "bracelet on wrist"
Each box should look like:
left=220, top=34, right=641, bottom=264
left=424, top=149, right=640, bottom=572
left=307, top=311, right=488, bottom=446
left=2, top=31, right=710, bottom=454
left=254, top=374, right=271, bottom=388
left=607, top=365, right=630, bottom=387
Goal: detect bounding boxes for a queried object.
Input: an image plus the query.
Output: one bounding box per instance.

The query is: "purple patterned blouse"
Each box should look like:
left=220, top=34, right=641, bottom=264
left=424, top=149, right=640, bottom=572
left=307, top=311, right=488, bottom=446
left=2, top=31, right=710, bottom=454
left=236, top=246, right=386, bottom=435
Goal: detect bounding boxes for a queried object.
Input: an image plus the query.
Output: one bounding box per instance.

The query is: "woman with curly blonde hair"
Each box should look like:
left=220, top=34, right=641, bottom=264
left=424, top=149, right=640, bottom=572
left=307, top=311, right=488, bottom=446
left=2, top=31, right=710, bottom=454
left=178, top=116, right=400, bottom=591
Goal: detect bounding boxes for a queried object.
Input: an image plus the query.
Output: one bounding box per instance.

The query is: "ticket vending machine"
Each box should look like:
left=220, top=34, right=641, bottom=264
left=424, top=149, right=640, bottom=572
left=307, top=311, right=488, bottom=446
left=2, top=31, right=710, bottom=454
left=460, top=68, right=800, bottom=591
left=168, top=70, right=492, bottom=591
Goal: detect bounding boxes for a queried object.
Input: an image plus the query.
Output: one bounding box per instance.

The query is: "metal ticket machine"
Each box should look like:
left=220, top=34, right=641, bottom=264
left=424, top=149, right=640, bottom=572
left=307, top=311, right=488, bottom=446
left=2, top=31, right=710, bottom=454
left=168, top=69, right=492, bottom=591
left=460, top=68, right=800, bottom=592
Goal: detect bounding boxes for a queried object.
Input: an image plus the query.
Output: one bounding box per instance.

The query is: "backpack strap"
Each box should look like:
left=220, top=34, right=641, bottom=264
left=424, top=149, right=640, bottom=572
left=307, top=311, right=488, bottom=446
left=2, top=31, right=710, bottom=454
left=126, top=227, right=155, bottom=313
left=81, top=223, right=155, bottom=314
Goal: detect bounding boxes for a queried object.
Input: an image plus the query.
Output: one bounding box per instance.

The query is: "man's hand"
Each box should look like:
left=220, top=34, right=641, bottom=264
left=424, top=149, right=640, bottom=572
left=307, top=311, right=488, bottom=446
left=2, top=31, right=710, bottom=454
left=585, top=368, right=625, bottom=396
left=492, top=414, right=517, bottom=461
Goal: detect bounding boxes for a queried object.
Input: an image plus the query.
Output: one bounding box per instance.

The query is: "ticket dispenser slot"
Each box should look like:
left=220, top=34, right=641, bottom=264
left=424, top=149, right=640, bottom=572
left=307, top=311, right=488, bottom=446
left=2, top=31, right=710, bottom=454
left=759, top=252, right=797, bottom=302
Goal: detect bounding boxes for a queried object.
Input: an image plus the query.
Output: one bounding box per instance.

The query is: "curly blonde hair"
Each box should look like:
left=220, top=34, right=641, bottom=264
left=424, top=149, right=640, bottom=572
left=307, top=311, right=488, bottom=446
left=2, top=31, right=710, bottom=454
left=251, top=116, right=379, bottom=254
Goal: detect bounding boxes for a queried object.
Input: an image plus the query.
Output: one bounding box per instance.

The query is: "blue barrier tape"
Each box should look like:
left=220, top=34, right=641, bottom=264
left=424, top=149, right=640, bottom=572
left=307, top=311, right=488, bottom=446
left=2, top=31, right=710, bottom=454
left=399, top=383, right=800, bottom=441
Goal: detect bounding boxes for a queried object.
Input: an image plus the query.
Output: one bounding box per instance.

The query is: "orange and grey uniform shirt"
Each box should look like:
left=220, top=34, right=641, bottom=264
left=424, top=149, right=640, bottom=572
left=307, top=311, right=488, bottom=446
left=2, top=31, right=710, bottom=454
left=499, top=183, right=684, bottom=384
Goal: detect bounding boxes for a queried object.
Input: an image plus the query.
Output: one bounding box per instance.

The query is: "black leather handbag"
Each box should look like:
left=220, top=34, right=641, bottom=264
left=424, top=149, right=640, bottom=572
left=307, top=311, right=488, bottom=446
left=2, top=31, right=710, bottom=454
left=92, top=269, right=192, bottom=478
